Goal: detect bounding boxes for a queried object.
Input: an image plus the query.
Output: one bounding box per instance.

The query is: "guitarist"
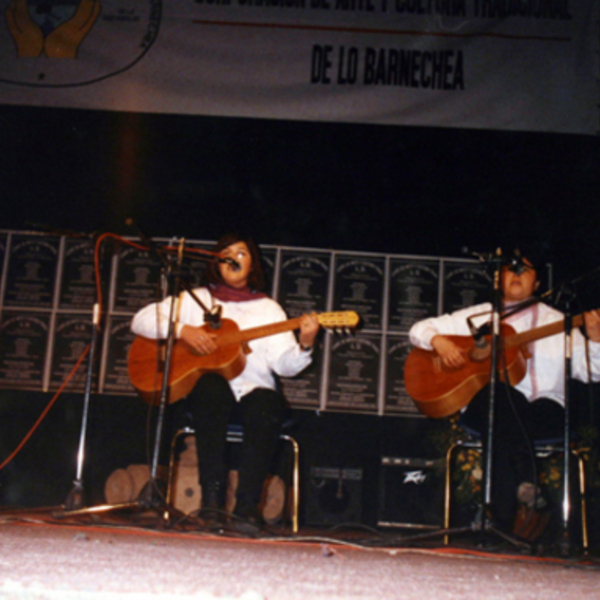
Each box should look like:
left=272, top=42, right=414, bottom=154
left=131, top=232, right=320, bottom=529
left=408, top=249, right=600, bottom=535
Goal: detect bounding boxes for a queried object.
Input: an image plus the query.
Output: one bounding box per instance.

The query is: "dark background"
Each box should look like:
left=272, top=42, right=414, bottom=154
left=1, top=103, right=599, bottom=532
left=2, top=103, right=599, bottom=285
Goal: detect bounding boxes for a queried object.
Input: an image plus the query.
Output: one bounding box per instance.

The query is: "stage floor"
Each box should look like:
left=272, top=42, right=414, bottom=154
left=1, top=507, right=600, bottom=600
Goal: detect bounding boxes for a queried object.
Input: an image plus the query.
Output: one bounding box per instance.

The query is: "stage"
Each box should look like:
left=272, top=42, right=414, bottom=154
left=1, top=508, right=599, bottom=600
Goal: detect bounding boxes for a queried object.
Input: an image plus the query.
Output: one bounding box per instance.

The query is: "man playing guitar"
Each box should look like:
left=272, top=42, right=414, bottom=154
left=408, top=249, right=600, bottom=535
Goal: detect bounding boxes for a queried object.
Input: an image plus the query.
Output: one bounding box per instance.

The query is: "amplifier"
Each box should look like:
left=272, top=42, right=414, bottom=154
left=378, top=456, right=445, bottom=529
left=305, top=466, right=363, bottom=526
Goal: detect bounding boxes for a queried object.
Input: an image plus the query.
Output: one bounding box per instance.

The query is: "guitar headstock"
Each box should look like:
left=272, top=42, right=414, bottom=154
left=317, top=311, right=361, bottom=334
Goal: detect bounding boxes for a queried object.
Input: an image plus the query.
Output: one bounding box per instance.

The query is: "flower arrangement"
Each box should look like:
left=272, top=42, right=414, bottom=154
left=427, top=417, right=600, bottom=506
left=453, top=448, right=483, bottom=505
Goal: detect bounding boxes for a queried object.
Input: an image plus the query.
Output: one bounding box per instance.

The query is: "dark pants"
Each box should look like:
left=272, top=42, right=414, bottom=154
left=178, top=373, right=287, bottom=512
left=460, top=384, right=565, bottom=527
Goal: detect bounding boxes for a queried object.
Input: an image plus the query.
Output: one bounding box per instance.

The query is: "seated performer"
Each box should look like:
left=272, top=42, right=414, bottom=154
left=408, top=249, right=600, bottom=534
left=131, top=232, right=320, bottom=527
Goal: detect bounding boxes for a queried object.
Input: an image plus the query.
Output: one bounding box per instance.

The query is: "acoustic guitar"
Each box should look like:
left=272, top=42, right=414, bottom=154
left=403, top=313, right=585, bottom=419
left=128, top=311, right=360, bottom=405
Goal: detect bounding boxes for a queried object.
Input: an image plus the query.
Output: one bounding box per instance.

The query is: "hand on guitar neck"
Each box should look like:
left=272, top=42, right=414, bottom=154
left=297, top=312, right=321, bottom=350
left=584, top=309, right=600, bottom=342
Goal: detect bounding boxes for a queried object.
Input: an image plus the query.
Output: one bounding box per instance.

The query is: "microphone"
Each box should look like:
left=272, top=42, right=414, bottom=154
left=471, top=251, right=495, bottom=264
left=219, top=257, right=241, bottom=272
left=508, top=250, right=526, bottom=275
left=467, top=316, right=488, bottom=349
left=204, top=304, right=223, bottom=330
left=467, top=316, right=490, bottom=362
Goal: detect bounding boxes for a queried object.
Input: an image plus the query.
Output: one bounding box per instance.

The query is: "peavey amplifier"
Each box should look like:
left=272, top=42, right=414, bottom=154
left=378, top=456, right=445, bottom=529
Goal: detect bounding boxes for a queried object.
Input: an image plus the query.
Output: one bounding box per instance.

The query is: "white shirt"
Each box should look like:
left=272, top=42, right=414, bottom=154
left=409, top=300, right=600, bottom=407
left=130, top=287, right=313, bottom=400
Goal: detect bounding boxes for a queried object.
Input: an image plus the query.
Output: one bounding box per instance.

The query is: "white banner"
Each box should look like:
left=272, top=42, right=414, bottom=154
left=0, top=0, right=598, bottom=134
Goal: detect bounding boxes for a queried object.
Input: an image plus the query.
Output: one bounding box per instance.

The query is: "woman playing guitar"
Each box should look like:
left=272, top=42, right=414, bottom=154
left=131, top=232, right=320, bottom=530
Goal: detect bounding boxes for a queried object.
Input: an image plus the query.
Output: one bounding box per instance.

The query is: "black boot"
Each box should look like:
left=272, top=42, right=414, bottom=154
left=200, top=479, right=225, bottom=526
left=202, top=480, right=223, bottom=509
left=230, top=495, right=263, bottom=536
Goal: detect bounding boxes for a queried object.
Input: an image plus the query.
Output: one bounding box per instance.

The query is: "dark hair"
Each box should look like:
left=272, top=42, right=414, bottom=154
left=510, top=246, right=541, bottom=271
left=509, top=245, right=549, bottom=292
left=510, top=245, right=547, bottom=274
left=205, top=232, right=265, bottom=291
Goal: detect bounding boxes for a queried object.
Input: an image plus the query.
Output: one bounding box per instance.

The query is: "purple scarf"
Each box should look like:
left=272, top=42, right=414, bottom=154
left=209, top=283, right=267, bottom=303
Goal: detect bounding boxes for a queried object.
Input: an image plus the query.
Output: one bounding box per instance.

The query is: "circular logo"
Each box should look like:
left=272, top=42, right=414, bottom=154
left=0, top=0, right=162, bottom=87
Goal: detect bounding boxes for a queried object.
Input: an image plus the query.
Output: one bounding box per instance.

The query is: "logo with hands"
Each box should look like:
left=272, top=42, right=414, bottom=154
left=5, top=0, right=101, bottom=58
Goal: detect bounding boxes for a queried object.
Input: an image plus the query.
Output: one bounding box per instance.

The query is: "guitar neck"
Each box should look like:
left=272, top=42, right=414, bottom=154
left=506, top=313, right=584, bottom=348
left=215, top=317, right=303, bottom=348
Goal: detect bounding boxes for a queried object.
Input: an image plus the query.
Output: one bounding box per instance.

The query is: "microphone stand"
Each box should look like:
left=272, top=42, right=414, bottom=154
left=479, top=249, right=503, bottom=540
left=473, top=249, right=529, bottom=547
left=523, top=270, right=597, bottom=554
left=547, top=282, right=577, bottom=555
left=10, top=228, right=104, bottom=514
left=478, top=269, right=586, bottom=552
left=449, top=249, right=529, bottom=548
left=57, top=231, right=230, bottom=525
left=62, top=303, right=101, bottom=510
left=404, top=249, right=530, bottom=550
left=561, top=295, right=573, bottom=554
left=51, top=233, right=109, bottom=517
left=56, top=237, right=192, bottom=524
left=135, top=238, right=186, bottom=509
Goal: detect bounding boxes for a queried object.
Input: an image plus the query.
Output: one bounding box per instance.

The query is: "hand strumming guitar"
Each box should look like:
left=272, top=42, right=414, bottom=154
left=431, top=335, right=466, bottom=369
left=180, top=325, right=218, bottom=355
